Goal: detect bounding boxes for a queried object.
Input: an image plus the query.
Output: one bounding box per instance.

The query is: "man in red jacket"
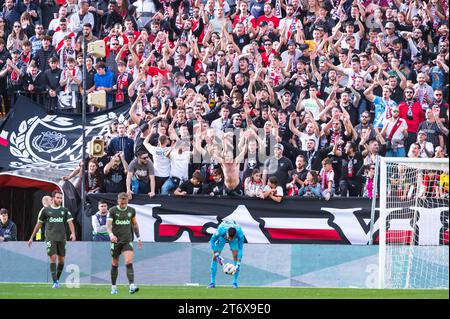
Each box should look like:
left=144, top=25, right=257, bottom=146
left=398, top=87, right=425, bottom=152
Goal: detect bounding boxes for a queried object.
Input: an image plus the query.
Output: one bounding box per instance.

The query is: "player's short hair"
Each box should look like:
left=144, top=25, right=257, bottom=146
left=0, top=208, right=8, bottom=215
left=117, top=192, right=128, bottom=200
left=52, top=190, right=63, bottom=198
left=98, top=200, right=108, bottom=206
left=228, top=227, right=236, bottom=239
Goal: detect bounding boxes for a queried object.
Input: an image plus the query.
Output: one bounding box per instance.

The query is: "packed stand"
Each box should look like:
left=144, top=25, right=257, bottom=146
left=0, top=0, right=448, bottom=200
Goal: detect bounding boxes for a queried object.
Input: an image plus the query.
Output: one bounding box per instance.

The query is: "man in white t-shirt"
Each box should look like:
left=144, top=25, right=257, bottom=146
left=417, top=130, right=434, bottom=158
left=299, top=85, right=324, bottom=121
left=70, top=0, right=95, bottom=34
left=143, top=134, right=171, bottom=194
left=326, top=56, right=373, bottom=88
left=52, top=18, right=76, bottom=53
left=160, top=143, right=191, bottom=195
left=48, top=5, right=69, bottom=32
left=289, top=112, right=320, bottom=151
left=210, top=105, right=231, bottom=136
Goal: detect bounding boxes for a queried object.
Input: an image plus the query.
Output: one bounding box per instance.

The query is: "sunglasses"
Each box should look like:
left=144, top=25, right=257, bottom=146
left=217, top=54, right=224, bottom=57
left=435, top=93, right=442, bottom=96
left=392, top=110, right=399, bottom=113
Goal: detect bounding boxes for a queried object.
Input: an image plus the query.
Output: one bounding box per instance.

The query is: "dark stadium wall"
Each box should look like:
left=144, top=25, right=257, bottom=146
left=0, top=174, right=81, bottom=240
left=0, top=188, right=50, bottom=241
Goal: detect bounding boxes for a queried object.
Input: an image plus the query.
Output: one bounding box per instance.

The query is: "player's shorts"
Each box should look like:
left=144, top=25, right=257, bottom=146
left=110, top=242, right=134, bottom=258
left=212, top=238, right=240, bottom=252
left=46, top=241, right=66, bottom=257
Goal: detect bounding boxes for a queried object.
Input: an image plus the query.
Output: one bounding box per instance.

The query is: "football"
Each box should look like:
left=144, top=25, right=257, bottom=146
left=223, top=263, right=236, bottom=275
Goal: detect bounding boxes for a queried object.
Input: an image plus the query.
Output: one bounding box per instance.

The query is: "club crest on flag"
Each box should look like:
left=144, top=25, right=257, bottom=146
left=32, top=131, right=67, bottom=154
left=1, top=96, right=131, bottom=170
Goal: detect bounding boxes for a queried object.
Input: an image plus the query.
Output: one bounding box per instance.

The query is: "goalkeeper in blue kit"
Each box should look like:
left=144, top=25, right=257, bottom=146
left=208, top=220, right=244, bottom=289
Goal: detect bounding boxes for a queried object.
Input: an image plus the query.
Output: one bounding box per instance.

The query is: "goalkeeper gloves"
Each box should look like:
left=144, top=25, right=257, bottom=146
left=214, top=252, right=224, bottom=265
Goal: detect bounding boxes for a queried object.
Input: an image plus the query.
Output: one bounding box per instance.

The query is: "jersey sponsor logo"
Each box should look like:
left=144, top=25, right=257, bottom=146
left=49, top=217, right=64, bottom=223
left=115, top=219, right=131, bottom=225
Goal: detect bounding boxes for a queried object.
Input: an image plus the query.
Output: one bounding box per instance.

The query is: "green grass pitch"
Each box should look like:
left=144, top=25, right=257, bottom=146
left=0, top=283, right=447, bottom=299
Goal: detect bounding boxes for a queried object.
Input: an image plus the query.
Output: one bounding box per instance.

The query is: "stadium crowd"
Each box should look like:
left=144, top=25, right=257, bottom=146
left=0, top=0, right=449, bottom=201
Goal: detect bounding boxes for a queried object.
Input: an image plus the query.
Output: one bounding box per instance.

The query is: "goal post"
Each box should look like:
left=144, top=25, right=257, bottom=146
left=378, top=157, right=449, bottom=289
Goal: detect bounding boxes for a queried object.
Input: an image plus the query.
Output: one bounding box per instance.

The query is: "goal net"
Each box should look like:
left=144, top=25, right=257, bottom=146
left=378, top=157, right=449, bottom=289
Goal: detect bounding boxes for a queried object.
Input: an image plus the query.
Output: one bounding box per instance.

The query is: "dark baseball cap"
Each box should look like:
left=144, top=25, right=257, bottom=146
left=298, top=44, right=309, bottom=51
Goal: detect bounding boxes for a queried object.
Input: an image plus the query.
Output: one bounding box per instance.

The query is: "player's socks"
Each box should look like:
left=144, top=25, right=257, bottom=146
left=126, top=263, right=134, bottom=284
left=56, top=263, right=64, bottom=280
left=232, top=260, right=240, bottom=286
left=50, top=263, right=57, bottom=282
left=210, top=259, right=218, bottom=285
left=111, top=265, right=118, bottom=286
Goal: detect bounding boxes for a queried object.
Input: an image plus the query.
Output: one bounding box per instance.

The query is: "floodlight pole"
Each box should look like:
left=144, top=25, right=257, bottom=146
left=81, top=38, right=87, bottom=239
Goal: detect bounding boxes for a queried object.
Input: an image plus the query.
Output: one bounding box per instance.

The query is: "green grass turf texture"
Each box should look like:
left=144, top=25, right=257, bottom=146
left=0, top=283, right=447, bottom=299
